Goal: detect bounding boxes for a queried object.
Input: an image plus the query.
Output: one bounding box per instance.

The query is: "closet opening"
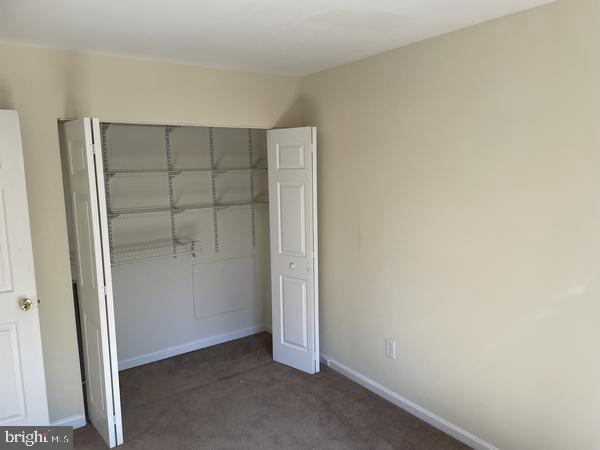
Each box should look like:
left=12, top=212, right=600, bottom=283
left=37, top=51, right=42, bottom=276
left=92, top=122, right=272, bottom=369
left=59, top=119, right=319, bottom=448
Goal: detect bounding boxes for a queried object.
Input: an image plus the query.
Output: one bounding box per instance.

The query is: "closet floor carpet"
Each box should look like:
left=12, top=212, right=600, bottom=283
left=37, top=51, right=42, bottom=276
left=74, top=333, right=468, bottom=450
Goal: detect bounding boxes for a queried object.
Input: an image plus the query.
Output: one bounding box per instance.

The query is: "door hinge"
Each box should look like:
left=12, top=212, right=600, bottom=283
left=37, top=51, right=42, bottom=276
left=89, top=143, right=97, bottom=155
left=103, top=285, right=109, bottom=296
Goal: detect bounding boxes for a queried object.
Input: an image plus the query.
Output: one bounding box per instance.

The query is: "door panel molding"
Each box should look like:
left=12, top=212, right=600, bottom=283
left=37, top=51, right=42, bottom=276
left=0, top=188, right=13, bottom=293
left=0, top=323, right=26, bottom=423
left=277, top=182, right=306, bottom=257
left=280, top=275, right=308, bottom=351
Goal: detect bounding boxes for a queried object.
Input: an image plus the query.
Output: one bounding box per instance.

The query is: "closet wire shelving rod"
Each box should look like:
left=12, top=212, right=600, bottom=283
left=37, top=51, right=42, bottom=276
left=209, top=127, right=220, bottom=253
left=165, top=127, right=178, bottom=257
left=105, top=167, right=268, bottom=177
left=248, top=129, right=257, bottom=249
left=101, top=123, right=115, bottom=258
left=111, top=238, right=199, bottom=266
left=112, top=249, right=199, bottom=266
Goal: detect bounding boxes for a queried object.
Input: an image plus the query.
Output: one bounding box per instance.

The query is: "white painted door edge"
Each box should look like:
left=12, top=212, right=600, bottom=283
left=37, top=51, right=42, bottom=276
left=320, top=354, right=498, bottom=450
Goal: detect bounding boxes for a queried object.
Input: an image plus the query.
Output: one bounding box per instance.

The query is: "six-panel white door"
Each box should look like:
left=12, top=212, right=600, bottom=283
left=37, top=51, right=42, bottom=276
left=268, top=127, right=319, bottom=374
left=0, top=110, right=49, bottom=426
left=62, top=118, right=122, bottom=447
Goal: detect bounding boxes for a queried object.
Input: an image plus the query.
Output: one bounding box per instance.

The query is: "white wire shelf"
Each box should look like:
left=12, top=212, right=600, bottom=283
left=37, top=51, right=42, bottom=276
left=105, top=166, right=267, bottom=177
left=101, top=123, right=267, bottom=255
left=111, top=238, right=202, bottom=265
left=181, top=200, right=269, bottom=211
left=109, top=200, right=268, bottom=218
left=109, top=205, right=172, bottom=217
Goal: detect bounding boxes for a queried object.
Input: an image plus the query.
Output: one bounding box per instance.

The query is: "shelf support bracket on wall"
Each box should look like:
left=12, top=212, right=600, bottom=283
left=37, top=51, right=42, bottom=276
left=165, top=126, right=178, bottom=257
left=101, top=123, right=115, bottom=258
left=209, top=127, right=220, bottom=253
left=248, top=129, right=257, bottom=249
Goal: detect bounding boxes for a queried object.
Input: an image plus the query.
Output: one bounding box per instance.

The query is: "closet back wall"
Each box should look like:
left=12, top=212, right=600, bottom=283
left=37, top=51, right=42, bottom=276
left=102, top=124, right=270, bottom=369
left=0, top=43, right=302, bottom=423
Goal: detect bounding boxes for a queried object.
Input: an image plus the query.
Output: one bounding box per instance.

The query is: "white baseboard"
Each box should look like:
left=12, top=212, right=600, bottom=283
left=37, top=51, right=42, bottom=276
left=119, top=325, right=266, bottom=370
left=320, top=354, right=497, bottom=450
left=51, top=414, right=86, bottom=429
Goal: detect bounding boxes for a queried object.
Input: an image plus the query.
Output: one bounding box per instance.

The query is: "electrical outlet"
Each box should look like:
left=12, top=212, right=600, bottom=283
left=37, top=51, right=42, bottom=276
left=385, top=338, right=396, bottom=359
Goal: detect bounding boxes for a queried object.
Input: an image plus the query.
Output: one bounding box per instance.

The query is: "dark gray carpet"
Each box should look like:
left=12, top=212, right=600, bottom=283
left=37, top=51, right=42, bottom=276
left=75, top=333, right=468, bottom=449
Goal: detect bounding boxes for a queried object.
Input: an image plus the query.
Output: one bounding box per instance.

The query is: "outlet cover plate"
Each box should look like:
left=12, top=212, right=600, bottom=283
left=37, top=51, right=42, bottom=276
left=385, top=338, right=396, bottom=359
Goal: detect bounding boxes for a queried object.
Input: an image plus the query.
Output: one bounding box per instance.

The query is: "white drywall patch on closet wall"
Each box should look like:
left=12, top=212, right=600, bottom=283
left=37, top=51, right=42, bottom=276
left=99, top=123, right=271, bottom=369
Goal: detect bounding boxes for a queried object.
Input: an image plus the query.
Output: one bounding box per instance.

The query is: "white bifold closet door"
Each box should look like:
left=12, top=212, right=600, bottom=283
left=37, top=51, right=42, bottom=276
left=62, top=118, right=122, bottom=448
left=61, top=120, right=319, bottom=448
left=267, top=127, right=319, bottom=374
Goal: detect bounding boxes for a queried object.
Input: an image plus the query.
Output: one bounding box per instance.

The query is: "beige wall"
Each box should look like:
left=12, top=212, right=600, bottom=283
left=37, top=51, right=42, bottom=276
left=301, top=0, right=599, bottom=448
left=0, top=44, right=302, bottom=422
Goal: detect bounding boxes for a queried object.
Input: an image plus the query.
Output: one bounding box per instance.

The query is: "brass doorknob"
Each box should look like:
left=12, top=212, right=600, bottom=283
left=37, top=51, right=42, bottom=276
left=18, top=298, right=32, bottom=311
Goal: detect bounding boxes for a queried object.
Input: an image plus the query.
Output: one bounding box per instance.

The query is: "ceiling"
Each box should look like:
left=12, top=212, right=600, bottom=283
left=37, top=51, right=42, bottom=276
left=0, top=0, right=555, bottom=76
